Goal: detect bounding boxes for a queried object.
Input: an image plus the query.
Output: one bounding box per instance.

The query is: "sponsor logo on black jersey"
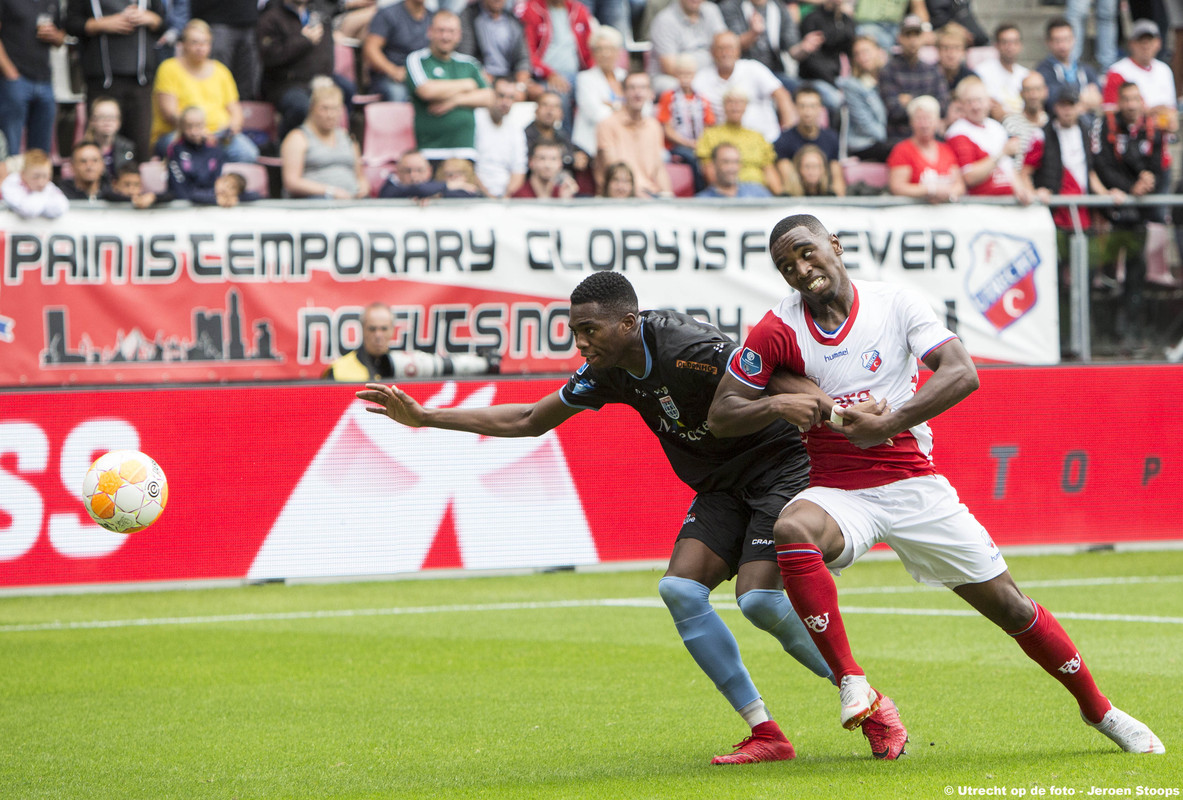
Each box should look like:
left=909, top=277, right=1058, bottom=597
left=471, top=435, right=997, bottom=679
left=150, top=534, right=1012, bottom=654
left=739, top=348, right=762, bottom=376
left=675, top=359, right=718, bottom=374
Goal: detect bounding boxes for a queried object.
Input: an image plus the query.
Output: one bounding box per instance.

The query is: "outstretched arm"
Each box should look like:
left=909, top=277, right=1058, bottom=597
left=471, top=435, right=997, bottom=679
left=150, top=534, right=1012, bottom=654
left=356, top=383, right=581, bottom=437
left=707, top=371, right=825, bottom=438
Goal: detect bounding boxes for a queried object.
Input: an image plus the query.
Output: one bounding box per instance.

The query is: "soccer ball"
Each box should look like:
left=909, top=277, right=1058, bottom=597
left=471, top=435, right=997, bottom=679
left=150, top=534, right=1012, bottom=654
left=81, top=450, right=169, bottom=533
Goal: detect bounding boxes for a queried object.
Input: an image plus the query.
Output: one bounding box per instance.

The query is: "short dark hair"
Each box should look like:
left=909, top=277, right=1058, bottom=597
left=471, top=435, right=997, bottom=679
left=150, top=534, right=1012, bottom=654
left=768, top=214, right=830, bottom=252
left=994, top=23, right=1020, bottom=41
left=1045, top=16, right=1071, bottom=38
left=115, top=163, right=141, bottom=179
left=528, top=140, right=564, bottom=159
left=569, top=272, right=639, bottom=316
left=795, top=85, right=822, bottom=104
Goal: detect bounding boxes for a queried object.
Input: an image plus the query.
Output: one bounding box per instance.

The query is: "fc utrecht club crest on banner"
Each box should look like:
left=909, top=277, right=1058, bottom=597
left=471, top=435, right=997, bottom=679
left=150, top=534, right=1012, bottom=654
left=964, top=232, right=1041, bottom=331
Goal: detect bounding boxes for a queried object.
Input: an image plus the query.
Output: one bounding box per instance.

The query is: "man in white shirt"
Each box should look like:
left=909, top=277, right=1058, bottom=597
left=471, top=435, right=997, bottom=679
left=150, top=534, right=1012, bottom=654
left=693, top=31, right=796, bottom=142
left=649, top=0, right=727, bottom=94
left=974, top=23, right=1030, bottom=121
left=1103, top=19, right=1179, bottom=131
left=474, top=77, right=528, bottom=198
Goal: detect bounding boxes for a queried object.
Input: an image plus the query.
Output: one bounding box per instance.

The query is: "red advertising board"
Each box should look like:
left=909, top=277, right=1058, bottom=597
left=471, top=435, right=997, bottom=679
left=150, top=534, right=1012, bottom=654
left=0, top=365, right=1178, bottom=589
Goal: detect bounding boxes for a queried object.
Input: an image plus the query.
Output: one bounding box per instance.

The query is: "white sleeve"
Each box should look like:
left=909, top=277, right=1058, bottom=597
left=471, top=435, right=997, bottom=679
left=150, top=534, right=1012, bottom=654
left=896, top=287, right=957, bottom=360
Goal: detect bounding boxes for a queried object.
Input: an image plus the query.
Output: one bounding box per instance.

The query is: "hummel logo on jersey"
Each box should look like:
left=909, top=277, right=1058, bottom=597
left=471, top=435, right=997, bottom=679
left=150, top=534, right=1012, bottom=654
left=803, top=613, right=830, bottom=633
left=823, top=348, right=849, bottom=363
left=1058, top=653, right=1082, bottom=674
left=861, top=349, right=882, bottom=372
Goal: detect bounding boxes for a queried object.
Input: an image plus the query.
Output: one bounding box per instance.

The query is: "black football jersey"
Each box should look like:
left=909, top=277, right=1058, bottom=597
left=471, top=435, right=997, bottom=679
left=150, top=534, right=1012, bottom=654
left=559, top=310, right=808, bottom=493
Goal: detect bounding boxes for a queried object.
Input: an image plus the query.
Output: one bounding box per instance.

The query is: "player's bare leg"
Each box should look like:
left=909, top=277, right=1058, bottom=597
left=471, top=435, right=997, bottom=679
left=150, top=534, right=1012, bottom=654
left=954, top=572, right=1164, bottom=754
left=660, top=540, right=796, bottom=765
left=772, top=501, right=908, bottom=758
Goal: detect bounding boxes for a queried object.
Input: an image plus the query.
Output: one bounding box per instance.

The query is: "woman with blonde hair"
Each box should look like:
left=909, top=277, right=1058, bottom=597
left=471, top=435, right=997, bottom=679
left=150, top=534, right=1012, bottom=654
left=572, top=26, right=627, bottom=157
left=280, top=82, right=369, bottom=199
left=151, top=19, right=259, bottom=162
left=433, top=158, right=485, bottom=198
left=886, top=94, right=965, bottom=202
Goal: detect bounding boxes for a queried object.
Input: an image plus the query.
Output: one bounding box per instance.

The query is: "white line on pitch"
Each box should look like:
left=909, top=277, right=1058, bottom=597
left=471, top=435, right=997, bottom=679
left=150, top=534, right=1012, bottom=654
left=838, top=574, right=1183, bottom=595
left=2, top=595, right=1183, bottom=633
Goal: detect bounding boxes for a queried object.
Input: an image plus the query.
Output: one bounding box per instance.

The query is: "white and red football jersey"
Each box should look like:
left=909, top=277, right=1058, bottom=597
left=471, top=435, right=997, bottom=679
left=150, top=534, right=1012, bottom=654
left=1103, top=57, right=1176, bottom=108
left=727, top=281, right=957, bottom=490
left=946, top=117, right=1016, bottom=195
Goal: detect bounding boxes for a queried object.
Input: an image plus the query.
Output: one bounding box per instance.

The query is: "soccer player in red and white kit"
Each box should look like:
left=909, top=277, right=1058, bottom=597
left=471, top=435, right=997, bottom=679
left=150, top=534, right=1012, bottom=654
left=707, top=213, right=1165, bottom=756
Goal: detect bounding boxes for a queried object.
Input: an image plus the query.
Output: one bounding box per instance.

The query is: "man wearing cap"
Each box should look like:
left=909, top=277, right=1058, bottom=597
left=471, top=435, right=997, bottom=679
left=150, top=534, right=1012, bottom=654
left=878, top=15, right=949, bottom=140
left=1103, top=19, right=1178, bottom=131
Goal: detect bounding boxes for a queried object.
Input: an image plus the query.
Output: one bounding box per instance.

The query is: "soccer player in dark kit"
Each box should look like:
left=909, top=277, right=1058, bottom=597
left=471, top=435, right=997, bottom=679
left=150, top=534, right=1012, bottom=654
left=357, top=271, right=909, bottom=763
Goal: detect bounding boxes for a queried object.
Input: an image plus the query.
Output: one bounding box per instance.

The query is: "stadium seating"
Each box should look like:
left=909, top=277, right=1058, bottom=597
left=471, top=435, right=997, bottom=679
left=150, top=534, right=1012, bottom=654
left=222, top=162, right=271, bottom=198
left=841, top=159, right=890, bottom=191
left=364, top=162, right=395, bottom=197
left=240, top=101, right=279, bottom=149
left=362, top=102, right=416, bottom=165
left=667, top=162, right=695, bottom=197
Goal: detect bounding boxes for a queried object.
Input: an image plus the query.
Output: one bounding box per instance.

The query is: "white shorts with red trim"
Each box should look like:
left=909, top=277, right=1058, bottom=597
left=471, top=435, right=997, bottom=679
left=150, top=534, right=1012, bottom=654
left=789, top=474, right=1009, bottom=588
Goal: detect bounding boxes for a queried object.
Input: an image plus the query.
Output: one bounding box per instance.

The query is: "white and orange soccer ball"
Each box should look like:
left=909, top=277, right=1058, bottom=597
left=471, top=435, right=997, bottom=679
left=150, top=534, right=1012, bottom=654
left=81, top=450, right=169, bottom=533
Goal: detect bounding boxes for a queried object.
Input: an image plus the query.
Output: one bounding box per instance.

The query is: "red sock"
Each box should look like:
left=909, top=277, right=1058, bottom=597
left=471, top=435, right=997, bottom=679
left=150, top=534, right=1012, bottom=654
left=776, top=543, right=863, bottom=680
left=1008, top=599, right=1111, bottom=724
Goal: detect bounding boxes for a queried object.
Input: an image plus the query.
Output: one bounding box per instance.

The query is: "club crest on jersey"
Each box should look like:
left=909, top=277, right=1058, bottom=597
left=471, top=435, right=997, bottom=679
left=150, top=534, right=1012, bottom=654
left=860, top=349, right=882, bottom=372
left=739, top=348, right=762, bottom=377
left=659, top=393, right=680, bottom=420
left=965, top=231, right=1041, bottom=331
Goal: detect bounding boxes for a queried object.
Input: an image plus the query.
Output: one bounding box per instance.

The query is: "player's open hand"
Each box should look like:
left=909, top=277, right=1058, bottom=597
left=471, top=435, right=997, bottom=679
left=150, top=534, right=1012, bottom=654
left=356, top=383, right=427, bottom=427
left=826, top=396, right=896, bottom=448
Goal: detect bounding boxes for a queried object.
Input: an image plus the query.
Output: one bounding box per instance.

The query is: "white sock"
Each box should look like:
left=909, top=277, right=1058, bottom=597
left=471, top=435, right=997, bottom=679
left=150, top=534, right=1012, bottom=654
left=739, top=698, right=772, bottom=728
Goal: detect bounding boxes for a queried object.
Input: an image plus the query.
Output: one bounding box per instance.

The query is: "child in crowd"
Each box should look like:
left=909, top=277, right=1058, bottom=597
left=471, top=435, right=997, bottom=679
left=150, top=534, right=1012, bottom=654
left=655, top=54, right=714, bottom=192
left=2, top=150, right=69, bottom=219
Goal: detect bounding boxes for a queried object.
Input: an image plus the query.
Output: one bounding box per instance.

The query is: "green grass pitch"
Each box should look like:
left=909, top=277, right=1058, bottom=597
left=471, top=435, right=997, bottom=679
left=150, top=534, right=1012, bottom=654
left=1, top=550, right=1181, bottom=799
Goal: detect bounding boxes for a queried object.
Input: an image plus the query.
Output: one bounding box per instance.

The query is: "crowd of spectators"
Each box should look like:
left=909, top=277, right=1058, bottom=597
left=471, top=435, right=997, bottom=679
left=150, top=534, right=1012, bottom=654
left=2, top=0, right=1179, bottom=359
left=0, top=0, right=1178, bottom=221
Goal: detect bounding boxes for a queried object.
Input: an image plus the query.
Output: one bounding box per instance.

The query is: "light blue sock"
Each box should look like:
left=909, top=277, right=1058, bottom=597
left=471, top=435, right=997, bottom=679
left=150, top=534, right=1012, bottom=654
left=738, top=589, right=836, bottom=683
left=658, top=576, right=760, bottom=712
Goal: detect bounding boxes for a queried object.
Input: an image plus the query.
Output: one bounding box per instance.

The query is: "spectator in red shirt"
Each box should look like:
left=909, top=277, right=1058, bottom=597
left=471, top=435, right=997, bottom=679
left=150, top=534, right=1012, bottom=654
left=516, top=0, right=593, bottom=136
left=887, top=94, right=966, bottom=201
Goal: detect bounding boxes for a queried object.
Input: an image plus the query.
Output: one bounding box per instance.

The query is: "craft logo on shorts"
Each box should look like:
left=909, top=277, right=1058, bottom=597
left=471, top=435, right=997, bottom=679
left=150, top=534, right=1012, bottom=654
left=965, top=231, right=1041, bottom=331
left=803, top=612, right=830, bottom=633
left=739, top=348, right=762, bottom=377
left=1058, top=653, right=1082, bottom=675
left=861, top=349, right=882, bottom=372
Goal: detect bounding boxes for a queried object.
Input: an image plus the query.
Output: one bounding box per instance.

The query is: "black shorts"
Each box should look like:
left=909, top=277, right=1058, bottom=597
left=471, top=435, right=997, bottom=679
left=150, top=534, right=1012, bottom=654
left=675, top=464, right=809, bottom=578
